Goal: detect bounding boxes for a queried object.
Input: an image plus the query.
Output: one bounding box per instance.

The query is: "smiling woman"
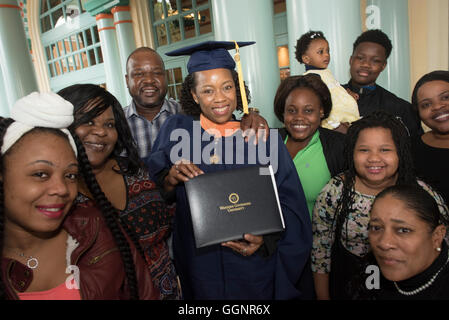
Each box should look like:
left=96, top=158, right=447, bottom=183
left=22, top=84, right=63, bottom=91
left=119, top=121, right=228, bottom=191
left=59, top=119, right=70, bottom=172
left=311, top=111, right=449, bottom=300
left=273, top=74, right=346, bottom=217
left=147, top=41, right=313, bottom=300
left=0, top=92, right=157, bottom=300
left=58, top=84, right=180, bottom=299
left=352, top=184, right=449, bottom=300
left=411, top=71, right=449, bottom=205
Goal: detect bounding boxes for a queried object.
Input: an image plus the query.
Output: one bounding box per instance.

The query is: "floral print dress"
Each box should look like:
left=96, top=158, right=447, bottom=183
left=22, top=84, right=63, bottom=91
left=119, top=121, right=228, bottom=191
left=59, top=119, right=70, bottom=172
left=76, top=161, right=180, bottom=299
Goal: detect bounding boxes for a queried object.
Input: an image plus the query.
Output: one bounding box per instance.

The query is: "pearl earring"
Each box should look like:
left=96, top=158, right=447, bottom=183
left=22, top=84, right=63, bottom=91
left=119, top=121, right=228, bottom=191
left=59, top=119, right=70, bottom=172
left=436, top=247, right=442, bottom=252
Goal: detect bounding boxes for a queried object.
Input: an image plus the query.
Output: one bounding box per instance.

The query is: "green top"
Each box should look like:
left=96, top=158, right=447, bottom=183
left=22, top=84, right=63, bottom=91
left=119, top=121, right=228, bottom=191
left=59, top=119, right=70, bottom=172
left=285, top=130, right=331, bottom=218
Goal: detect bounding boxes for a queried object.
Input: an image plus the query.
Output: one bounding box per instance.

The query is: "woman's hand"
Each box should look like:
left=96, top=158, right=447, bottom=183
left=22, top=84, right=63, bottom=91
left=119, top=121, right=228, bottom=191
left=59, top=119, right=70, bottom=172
left=163, top=159, right=204, bottom=193
left=240, top=110, right=269, bottom=144
left=222, top=234, right=264, bottom=256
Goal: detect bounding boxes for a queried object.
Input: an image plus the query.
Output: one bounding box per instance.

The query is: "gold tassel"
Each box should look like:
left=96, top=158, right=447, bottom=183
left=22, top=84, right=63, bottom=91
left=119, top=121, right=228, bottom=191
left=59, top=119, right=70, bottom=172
left=234, top=41, right=249, bottom=114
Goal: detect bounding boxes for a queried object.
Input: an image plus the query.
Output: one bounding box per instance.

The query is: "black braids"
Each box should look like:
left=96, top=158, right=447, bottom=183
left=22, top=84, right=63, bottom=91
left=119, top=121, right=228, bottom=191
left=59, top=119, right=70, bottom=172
left=0, top=117, right=14, bottom=300
left=0, top=182, right=5, bottom=300
left=73, top=135, right=140, bottom=300
left=332, top=111, right=417, bottom=245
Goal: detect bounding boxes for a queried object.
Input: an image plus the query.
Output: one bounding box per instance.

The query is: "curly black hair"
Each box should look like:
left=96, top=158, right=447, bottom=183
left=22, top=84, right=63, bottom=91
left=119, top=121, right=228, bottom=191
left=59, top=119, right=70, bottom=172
left=180, top=69, right=251, bottom=117
left=295, top=30, right=326, bottom=64
left=352, top=29, right=392, bottom=59
left=58, top=84, right=142, bottom=175
left=273, top=74, right=332, bottom=123
left=0, top=120, right=140, bottom=300
left=333, top=111, right=417, bottom=243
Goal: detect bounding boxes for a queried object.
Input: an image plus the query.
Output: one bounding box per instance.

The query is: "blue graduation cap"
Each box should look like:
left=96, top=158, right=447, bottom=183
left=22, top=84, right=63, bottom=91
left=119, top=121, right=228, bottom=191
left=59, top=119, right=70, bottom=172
left=165, top=40, right=255, bottom=74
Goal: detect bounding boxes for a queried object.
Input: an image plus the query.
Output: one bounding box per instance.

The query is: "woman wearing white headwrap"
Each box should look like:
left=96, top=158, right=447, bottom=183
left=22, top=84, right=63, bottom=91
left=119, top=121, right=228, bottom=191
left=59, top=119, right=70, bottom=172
left=0, top=92, right=158, bottom=300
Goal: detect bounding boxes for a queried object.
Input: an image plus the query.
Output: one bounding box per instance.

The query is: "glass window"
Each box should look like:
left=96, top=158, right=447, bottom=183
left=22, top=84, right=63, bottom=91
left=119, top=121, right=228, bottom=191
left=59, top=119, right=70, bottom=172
left=152, top=0, right=164, bottom=22
left=277, top=45, right=290, bottom=80
left=166, top=67, right=183, bottom=101
left=52, top=7, right=64, bottom=28
left=198, top=8, right=211, bottom=35
left=42, top=22, right=102, bottom=78
left=167, top=0, right=178, bottom=17
left=183, top=14, right=195, bottom=39
left=41, top=15, right=52, bottom=33
left=196, top=0, right=208, bottom=7
left=40, top=0, right=105, bottom=91
left=150, top=0, right=212, bottom=47
left=273, top=0, right=286, bottom=14
left=156, top=23, right=168, bottom=46
left=169, top=20, right=182, bottom=43
left=181, top=0, right=192, bottom=11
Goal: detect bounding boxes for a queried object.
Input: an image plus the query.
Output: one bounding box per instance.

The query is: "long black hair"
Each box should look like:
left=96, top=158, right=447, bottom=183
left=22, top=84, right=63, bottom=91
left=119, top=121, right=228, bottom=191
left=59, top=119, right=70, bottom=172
left=58, top=84, right=142, bottom=175
left=333, top=111, right=417, bottom=241
left=0, top=119, right=140, bottom=300
left=180, top=69, right=251, bottom=117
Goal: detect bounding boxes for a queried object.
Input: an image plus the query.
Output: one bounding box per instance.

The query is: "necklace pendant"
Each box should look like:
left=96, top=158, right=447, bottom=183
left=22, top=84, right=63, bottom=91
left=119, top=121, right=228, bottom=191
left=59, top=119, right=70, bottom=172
left=210, top=154, right=220, bottom=164
left=26, top=257, right=38, bottom=269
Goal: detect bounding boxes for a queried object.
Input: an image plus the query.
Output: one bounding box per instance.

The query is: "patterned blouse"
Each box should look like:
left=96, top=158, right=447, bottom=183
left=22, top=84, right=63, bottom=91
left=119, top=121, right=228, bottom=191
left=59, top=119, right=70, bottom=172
left=75, top=160, right=179, bottom=300
left=311, top=174, right=449, bottom=274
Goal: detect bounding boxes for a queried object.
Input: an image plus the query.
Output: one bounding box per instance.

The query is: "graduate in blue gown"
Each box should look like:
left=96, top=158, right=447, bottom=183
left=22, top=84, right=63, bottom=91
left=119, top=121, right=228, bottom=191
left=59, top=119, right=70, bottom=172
left=146, top=41, right=313, bottom=300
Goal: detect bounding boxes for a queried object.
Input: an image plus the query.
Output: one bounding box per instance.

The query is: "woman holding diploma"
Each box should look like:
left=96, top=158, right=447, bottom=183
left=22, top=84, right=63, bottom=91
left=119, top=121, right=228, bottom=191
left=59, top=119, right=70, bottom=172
left=147, top=41, right=313, bottom=299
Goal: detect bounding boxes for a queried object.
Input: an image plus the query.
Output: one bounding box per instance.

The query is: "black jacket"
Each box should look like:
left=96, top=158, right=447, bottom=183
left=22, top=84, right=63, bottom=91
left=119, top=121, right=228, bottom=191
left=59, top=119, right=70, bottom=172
left=344, top=82, right=423, bottom=137
left=278, top=126, right=346, bottom=177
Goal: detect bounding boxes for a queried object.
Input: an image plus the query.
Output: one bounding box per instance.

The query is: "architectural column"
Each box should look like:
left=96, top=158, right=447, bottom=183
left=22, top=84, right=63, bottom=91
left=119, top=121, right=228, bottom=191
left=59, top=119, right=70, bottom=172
left=112, top=5, right=136, bottom=106
left=211, top=0, right=281, bottom=127
left=0, top=66, right=9, bottom=117
left=0, top=0, right=38, bottom=115
left=365, top=0, right=411, bottom=101
left=95, top=13, right=127, bottom=107
left=286, top=0, right=362, bottom=84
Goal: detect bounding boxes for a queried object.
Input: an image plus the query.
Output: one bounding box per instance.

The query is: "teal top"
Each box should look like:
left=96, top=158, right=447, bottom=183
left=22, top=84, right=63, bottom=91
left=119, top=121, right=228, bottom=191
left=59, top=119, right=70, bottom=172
left=285, top=130, right=331, bottom=218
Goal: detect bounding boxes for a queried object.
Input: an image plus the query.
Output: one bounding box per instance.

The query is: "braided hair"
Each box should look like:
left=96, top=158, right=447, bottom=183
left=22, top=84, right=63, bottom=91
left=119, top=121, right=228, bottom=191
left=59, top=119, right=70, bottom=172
left=0, top=117, right=14, bottom=299
left=180, top=69, right=251, bottom=116
left=72, top=134, right=140, bottom=299
left=59, top=84, right=145, bottom=291
left=333, top=111, right=417, bottom=242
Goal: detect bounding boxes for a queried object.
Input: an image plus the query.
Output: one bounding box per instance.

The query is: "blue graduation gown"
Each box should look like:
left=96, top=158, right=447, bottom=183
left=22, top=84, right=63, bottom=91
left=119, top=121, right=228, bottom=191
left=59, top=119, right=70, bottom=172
left=146, top=114, right=312, bottom=300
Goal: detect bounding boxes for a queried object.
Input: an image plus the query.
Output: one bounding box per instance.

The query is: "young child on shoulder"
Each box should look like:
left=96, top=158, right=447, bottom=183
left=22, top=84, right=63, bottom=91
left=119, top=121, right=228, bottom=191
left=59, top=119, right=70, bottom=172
left=296, top=30, right=359, bottom=132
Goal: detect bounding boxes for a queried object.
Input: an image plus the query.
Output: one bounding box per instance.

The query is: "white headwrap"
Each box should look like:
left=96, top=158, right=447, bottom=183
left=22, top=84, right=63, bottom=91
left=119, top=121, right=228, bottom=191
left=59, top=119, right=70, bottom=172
left=1, top=92, right=78, bottom=156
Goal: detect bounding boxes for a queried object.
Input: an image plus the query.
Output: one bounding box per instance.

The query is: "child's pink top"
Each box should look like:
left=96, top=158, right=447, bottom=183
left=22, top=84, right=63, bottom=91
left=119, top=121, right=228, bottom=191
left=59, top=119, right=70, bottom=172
left=18, top=282, right=81, bottom=300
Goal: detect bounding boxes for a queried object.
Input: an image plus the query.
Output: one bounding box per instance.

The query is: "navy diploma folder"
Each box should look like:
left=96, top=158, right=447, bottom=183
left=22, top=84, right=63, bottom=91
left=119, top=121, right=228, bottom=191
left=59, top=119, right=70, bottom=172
left=184, top=165, right=285, bottom=248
